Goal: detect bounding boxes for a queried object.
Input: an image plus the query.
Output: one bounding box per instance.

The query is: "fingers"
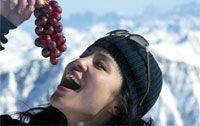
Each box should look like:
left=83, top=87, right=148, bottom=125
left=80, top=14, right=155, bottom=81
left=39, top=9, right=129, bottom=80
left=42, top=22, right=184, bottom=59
left=10, top=0, right=18, bottom=10
left=27, top=0, right=36, bottom=12
left=36, top=0, right=44, bottom=6
left=8, top=0, right=44, bottom=12
left=18, top=0, right=28, bottom=14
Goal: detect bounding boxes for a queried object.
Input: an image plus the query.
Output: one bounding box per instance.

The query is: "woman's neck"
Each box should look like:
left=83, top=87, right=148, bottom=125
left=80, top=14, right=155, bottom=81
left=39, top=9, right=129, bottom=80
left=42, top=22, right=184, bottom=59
left=63, top=108, right=112, bottom=125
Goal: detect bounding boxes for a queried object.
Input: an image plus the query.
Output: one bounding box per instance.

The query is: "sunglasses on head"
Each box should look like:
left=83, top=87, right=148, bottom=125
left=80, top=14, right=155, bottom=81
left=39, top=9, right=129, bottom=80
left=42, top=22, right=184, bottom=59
left=107, top=29, right=150, bottom=106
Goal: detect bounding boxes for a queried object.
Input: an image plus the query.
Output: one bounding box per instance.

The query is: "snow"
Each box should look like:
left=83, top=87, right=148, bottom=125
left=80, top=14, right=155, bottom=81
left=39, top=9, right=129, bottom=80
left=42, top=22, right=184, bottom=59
left=161, top=84, right=183, bottom=126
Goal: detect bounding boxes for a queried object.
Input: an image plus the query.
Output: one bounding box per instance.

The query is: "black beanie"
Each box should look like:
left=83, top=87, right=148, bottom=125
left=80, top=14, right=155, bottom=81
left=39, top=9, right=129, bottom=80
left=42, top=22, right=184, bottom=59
left=88, top=33, right=162, bottom=120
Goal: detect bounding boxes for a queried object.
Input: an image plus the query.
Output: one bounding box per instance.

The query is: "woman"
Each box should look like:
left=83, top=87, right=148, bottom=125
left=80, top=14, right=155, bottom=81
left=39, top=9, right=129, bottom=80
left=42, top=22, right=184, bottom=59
left=0, top=0, right=162, bottom=125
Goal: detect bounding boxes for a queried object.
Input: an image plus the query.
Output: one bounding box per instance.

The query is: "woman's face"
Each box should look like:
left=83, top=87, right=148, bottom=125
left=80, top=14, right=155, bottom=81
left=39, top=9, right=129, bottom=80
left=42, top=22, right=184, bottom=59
left=50, top=47, right=123, bottom=123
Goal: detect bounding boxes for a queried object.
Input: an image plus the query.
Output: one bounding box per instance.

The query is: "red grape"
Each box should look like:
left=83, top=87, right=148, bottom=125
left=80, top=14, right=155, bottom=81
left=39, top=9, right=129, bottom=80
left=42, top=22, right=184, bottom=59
left=35, top=37, right=47, bottom=48
left=35, top=16, right=48, bottom=26
left=41, top=35, right=52, bottom=45
left=52, top=32, right=61, bottom=38
left=57, top=44, right=67, bottom=52
left=34, top=0, right=67, bottom=65
left=54, top=22, right=63, bottom=33
left=53, top=6, right=62, bottom=13
left=35, top=38, right=41, bottom=47
left=44, top=25, right=54, bottom=35
left=49, top=1, right=58, bottom=8
left=42, top=48, right=51, bottom=57
left=55, top=35, right=66, bottom=45
left=34, top=8, right=43, bottom=18
left=51, top=49, right=61, bottom=58
left=42, top=5, right=53, bottom=14
left=35, top=26, right=44, bottom=35
left=51, top=12, right=61, bottom=21
left=50, top=57, right=58, bottom=65
left=47, top=17, right=58, bottom=25
left=40, top=42, right=48, bottom=49
left=48, top=41, right=57, bottom=50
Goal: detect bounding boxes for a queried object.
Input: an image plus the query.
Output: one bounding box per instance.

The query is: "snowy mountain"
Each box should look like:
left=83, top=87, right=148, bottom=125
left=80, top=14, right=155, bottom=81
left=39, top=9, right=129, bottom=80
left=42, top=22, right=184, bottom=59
left=1, top=1, right=200, bottom=126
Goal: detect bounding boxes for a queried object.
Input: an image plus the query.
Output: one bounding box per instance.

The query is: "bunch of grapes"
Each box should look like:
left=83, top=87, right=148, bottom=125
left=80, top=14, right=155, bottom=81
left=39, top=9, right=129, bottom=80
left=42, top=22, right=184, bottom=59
left=34, top=0, right=66, bottom=65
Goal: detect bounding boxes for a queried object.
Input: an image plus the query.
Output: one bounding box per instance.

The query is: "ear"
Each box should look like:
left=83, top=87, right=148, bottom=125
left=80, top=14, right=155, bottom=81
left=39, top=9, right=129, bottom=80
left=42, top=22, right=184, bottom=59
left=107, top=100, right=120, bottom=116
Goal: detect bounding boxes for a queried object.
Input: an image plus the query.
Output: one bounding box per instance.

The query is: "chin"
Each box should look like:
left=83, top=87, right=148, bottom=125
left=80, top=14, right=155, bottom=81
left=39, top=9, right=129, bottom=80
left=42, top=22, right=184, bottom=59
left=50, top=91, right=62, bottom=109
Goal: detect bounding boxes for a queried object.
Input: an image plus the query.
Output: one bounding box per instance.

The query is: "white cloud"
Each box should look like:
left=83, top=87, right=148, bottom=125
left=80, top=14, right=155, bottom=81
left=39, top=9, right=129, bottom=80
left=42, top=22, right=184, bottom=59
left=120, top=19, right=134, bottom=29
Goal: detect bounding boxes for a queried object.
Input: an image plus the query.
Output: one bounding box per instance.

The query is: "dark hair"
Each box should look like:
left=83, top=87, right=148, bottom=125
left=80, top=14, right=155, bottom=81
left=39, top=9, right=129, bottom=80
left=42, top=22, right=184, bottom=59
left=17, top=105, right=62, bottom=125
left=16, top=83, right=154, bottom=126
left=17, top=104, right=153, bottom=126
left=105, top=82, right=154, bottom=126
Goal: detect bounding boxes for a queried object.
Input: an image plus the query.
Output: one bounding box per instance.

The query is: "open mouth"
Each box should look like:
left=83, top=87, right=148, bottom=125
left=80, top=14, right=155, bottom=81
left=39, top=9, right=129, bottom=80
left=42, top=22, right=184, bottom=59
left=60, top=74, right=81, bottom=91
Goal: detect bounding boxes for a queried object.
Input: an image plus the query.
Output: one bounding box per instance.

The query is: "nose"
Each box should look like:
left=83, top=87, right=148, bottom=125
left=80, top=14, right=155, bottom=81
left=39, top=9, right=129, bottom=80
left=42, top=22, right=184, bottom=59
left=74, top=57, right=91, bottom=72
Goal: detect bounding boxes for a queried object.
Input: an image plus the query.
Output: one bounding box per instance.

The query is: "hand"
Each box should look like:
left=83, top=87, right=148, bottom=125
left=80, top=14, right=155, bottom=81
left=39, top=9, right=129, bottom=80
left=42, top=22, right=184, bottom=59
left=0, top=0, right=44, bottom=26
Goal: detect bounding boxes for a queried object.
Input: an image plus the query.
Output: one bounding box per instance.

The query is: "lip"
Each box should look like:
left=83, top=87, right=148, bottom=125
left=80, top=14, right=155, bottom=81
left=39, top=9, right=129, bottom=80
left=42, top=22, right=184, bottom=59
left=57, top=85, right=74, bottom=92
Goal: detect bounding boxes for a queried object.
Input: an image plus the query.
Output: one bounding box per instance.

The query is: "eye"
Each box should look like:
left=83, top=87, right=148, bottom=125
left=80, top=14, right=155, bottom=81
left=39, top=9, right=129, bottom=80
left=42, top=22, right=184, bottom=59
left=95, top=61, right=106, bottom=71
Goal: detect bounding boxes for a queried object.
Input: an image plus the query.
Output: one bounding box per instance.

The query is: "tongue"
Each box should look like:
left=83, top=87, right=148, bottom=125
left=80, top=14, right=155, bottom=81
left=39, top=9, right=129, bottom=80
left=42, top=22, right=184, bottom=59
left=60, top=78, right=80, bottom=90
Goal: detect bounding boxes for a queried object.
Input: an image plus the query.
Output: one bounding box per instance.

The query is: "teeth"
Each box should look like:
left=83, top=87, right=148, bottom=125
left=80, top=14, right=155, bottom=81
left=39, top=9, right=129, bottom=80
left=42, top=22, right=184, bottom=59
left=66, top=74, right=80, bottom=85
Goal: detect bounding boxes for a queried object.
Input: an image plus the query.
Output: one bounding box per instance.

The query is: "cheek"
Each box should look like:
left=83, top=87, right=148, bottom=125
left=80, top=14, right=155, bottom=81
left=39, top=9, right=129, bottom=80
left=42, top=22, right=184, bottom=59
left=89, top=73, right=122, bottom=95
left=88, top=74, right=115, bottom=96
left=81, top=75, right=120, bottom=111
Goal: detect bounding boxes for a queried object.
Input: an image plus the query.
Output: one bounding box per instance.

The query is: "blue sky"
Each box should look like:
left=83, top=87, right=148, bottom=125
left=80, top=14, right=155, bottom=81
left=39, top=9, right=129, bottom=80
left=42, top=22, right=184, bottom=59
left=57, top=0, right=196, bottom=18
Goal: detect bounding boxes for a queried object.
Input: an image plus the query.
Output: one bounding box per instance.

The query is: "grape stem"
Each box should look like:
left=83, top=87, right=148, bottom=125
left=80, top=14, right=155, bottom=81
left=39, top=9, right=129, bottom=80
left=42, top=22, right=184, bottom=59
left=43, top=0, right=49, bottom=5
left=40, top=0, right=48, bottom=7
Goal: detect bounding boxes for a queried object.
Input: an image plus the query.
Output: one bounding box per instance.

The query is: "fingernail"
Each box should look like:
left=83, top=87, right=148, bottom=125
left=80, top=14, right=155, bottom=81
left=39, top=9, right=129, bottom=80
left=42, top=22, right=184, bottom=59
left=40, top=0, right=45, bottom=5
left=29, top=6, right=34, bottom=11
